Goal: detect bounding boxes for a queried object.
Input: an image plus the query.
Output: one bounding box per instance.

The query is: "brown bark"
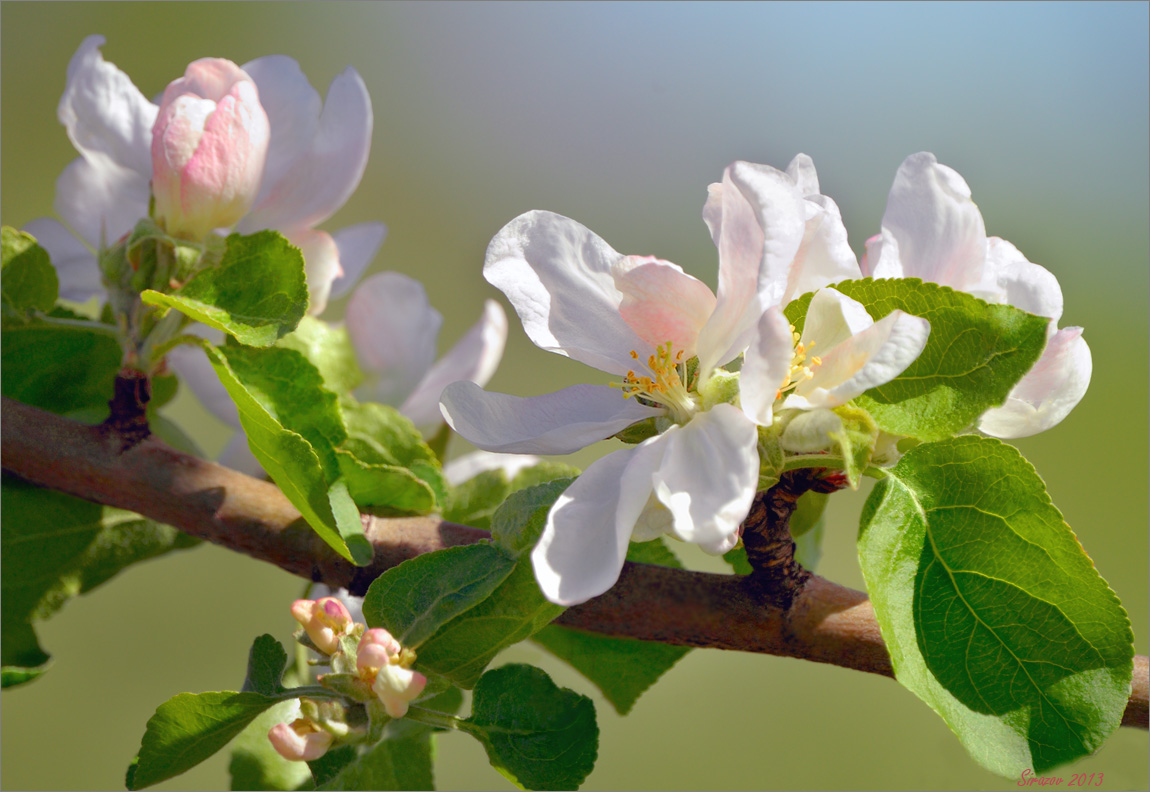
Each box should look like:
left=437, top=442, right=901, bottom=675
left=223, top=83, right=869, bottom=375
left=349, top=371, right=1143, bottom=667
left=2, top=395, right=1145, bottom=728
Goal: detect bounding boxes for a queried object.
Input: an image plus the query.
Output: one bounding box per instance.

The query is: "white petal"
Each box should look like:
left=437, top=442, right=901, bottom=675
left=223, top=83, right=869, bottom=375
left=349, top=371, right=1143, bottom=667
left=532, top=445, right=656, bottom=605
left=239, top=55, right=323, bottom=209
left=401, top=300, right=508, bottom=428
left=979, top=237, right=1063, bottom=324
left=788, top=310, right=930, bottom=410
left=165, top=331, right=239, bottom=428
left=53, top=155, right=150, bottom=250
left=484, top=211, right=648, bottom=374
left=785, top=153, right=821, bottom=196
left=612, top=256, right=716, bottom=357
left=978, top=327, right=1091, bottom=438
left=346, top=272, right=440, bottom=407
left=697, top=530, right=741, bottom=556
left=784, top=193, right=862, bottom=305
left=58, top=35, right=157, bottom=177
left=329, top=222, right=387, bottom=300
left=22, top=218, right=100, bottom=303
left=799, top=287, right=874, bottom=353
left=871, top=152, right=987, bottom=292
left=284, top=228, right=340, bottom=316
left=239, top=67, right=372, bottom=232
left=651, top=404, right=758, bottom=545
left=439, top=381, right=661, bottom=455
left=442, top=450, right=541, bottom=487
left=739, top=306, right=795, bottom=426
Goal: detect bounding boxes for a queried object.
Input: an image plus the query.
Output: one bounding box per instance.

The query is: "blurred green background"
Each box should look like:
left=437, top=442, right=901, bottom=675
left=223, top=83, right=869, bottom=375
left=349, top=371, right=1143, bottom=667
left=2, top=2, right=1146, bottom=790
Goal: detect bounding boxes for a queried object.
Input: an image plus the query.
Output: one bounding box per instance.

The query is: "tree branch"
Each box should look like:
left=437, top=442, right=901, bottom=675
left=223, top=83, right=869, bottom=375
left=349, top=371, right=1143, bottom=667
left=2, top=395, right=1145, bottom=729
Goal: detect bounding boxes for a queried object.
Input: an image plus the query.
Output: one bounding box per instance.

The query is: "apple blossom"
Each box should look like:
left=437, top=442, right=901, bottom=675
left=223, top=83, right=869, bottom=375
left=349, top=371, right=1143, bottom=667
left=150, top=58, right=270, bottom=240
left=862, top=152, right=1091, bottom=438
left=25, top=35, right=384, bottom=314
left=268, top=717, right=334, bottom=762
left=440, top=157, right=926, bottom=606
left=355, top=628, right=427, bottom=719
left=290, top=597, right=354, bottom=655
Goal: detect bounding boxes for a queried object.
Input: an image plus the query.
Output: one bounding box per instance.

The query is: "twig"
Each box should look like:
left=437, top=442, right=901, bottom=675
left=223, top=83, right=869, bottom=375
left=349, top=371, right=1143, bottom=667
left=1, top=395, right=1145, bottom=729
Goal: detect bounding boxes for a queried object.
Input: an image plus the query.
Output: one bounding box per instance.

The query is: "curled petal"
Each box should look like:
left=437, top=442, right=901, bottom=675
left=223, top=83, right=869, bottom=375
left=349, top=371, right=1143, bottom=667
left=373, top=663, right=427, bottom=719
left=799, top=287, right=875, bottom=353
left=346, top=272, right=440, bottom=407
left=401, top=300, right=508, bottom=428
left=53, top=154, right=150, bottom=251
left=870, top=152, right=987, bottom=292
left=532, top=445, right=656, bottom=605
left=612, top=256, right=716, bottom=356
left=442, top=450, right=542, bottom=487
left=484, top=211, right=648, bottom=375
left=980, top=237, right=1063, bottom=324
left=284, top=227, right=340, bottom=316
left=440, top=381, right=662, bottom=455
left=978, top=327, right=1091, bottom=439
left=785, top=193, right=861, bottom=304
left=329, top=222, right=387, bottom=300
left=22, top=218, right=100, bottom=303
left=268, top=718, right=332, bottom=762
left=58, top=35, right=156, bottom=177
left=739, top=306, right=795, bottom=426
left=787, top=309, right=930, bottom=410
left=239, top=67, right=372, bottom=232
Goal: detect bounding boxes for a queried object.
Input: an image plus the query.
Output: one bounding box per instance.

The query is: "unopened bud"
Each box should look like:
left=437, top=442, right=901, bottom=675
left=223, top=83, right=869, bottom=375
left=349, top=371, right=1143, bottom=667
left=267, top=718, right=333, bottom=762
left=372, top=662, right=427, bottom=719
left=290, top=597, right=353, bottom=655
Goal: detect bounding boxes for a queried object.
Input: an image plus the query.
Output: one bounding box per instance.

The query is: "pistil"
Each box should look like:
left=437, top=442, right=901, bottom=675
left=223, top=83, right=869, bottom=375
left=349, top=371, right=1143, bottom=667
left=611, top=341, right=698, bottom=423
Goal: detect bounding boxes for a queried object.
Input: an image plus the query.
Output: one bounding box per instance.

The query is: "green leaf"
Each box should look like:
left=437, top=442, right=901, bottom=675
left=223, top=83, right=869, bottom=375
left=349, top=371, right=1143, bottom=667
left=339, top=401, right=447, bottom=508
left=488, top=479, right=574, bottom=558
left=362, top=543, right=516, bottom=648
left=141, top=230, right=308, bottom=347
left=228, top=699, right=314, bottom=791
left=1, top=324, right=120, bottom=414
left=785, top=278, right=1048, bottom=441
left=194, top=340, right=368, bottom=565
left=466, top=664, right=598, bottom=791
left=317, top=731, right=434, bottom=791
left=444, top=462, right=580, bottom=530
left=307, top=746, right=358, bottom=789
left=242, top=634, right=289, bottom=696
left=2, top=226, right=58, bottom=320
left=722, top=545, right=753, bottom=576
left=334, top=449, right=436, bottom=514
left=127, top=690, right=288, bottom=790
left=1, top=477, right=198, bottom=688
left=624, top=536, right=683, bottom=568
left=277, top=316, right=364, bottom=394
left=858, top=435, right=1133, bottom=776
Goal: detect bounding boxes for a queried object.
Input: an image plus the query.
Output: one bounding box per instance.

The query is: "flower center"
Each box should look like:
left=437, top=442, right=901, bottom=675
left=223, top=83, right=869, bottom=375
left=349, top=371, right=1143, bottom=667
left=775, top=325, right=823, bottom=400
left=611, top=341, right=698, bottom=423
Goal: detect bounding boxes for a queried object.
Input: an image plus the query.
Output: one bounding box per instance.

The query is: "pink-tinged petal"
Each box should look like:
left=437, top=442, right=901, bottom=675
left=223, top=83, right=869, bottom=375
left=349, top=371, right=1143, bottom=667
left=268, top=718, right=332, bottom=762
left=484, top=211, right=648, bottom=375
left=58, top=35, right=156, bottom=177
left=239, top=67, right=372, bottom=232
left=239, top=56, right=322, bottom=205
left=978, top=328, right=1091, bottom=439
left=787, top=309, right=930, bottom=410
left=870, top=152, right=987, bottom=292
left=860, top=233, right=883, bottom=277
left=979, top=237, right=1063, bottom=324
left=442, top=451, right=542, bottom=487
left=401, top=300, right=508, bottom=428
left=373, top=663, right=427, bottom=719
left=784, top=193, right=861, bottom=304
left=650, top=404, right=758, bottom=546
left=612, top=255, right=716, bottom=356
left=440, top=381, right=661, bottom=455
left=329, top=222, right=387, bottom=300
left=798, top=287, right=874, bottom=353
left=346, top=272, right=440, bottom=407
left=22, top=218, right=100, bottom=303
left=53, top=155, right=150, bottom=251
left=532, top=444, right=657, bottom=605
left=283, top=227, right=340, bottom=316
left=739, top=306, right=795, bottom=426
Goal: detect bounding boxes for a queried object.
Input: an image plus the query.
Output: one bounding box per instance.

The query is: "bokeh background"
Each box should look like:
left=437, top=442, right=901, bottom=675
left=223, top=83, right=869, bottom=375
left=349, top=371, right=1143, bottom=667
left=2, top=2, right=1147, bottom=790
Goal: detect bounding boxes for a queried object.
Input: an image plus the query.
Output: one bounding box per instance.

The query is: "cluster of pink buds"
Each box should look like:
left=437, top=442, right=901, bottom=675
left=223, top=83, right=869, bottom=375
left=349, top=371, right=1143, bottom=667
left=270, top=598, right=428, bottom=763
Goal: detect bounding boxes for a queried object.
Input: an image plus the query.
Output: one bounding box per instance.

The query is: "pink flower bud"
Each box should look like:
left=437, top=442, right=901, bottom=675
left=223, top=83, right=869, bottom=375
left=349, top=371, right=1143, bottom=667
left=356, top=628, right=402, bottom=675
left=151, top=58, right=270, bottom=240
left=268, top=718, right=333, bottom=762
left=372, top=662, right=427, bottom=719
left=290, top=597, right=353, bottom=655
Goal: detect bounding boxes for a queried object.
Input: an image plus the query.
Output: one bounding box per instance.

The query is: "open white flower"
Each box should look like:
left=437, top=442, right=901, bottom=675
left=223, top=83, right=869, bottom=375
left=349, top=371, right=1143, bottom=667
left=25, top=35, right=384, bottom=314
left=440, top=157, right=889, bottom=605
left=862, top=152, right=1090, bottom=438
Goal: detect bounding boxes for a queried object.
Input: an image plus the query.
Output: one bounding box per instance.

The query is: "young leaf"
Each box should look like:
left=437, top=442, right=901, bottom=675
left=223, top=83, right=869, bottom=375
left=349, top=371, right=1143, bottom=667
left=858, top=435, right=1134, bottom=776
left=317, top=730, right=434, bottom=791
left=785, top=278, right=1048, bottom=441
left=444, top=462, right=580, bottom=531
left=277, top=316, right=364, bottom=394
left=339, top=401, right=447, bottom=509
left=334, top=450, right=437, bottom=514
left=242, top=634, right=289, bottom=696
left=362, top=543, right=516, bottom=648
left=466, top=664, right=598, bottom=791
left=141, top=230, right=308, bottom=347
left=488, top=478, right=574, bottom=558
left=1, top=227, right=58, bottom=320
left=1, top=324, right=120, bottom=414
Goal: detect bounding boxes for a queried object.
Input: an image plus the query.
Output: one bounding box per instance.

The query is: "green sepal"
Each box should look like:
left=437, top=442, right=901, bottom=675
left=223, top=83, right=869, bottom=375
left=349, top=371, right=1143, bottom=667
left=612, top=416, right=659, bottom=444
left=757, top=423, right=785, bottom=491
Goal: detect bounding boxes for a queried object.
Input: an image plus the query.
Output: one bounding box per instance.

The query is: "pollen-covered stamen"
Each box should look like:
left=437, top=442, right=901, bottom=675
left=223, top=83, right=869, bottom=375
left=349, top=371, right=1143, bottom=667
left=610, top=341, right=697, bottom=423
left=774, top=325, right=823, bottom=400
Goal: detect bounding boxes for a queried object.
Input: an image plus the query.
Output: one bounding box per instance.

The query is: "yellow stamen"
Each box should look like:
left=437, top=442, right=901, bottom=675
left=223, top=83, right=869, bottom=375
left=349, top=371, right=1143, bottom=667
left=610, top=341, right=698, bottom=423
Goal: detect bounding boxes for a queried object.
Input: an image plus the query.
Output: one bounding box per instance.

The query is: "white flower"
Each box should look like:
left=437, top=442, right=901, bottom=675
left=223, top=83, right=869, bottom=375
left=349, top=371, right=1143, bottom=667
left=25, top=35, right=384, bottom=314
left=862, top=152, right=1091, bottom=438
left=440, top=157, right=891, bottom=605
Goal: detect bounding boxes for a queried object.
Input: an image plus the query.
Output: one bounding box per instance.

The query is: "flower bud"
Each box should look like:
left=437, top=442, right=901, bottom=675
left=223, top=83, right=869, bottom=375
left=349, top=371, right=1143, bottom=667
left=356, top=628, right=402, bottom=675
left=151, top=58, right=270, bottom=240
left=290, top=597, right=353, bottom=655
left=372, top=663, right=427, bottom=719
left=267, top=717, right=333, bottom=762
